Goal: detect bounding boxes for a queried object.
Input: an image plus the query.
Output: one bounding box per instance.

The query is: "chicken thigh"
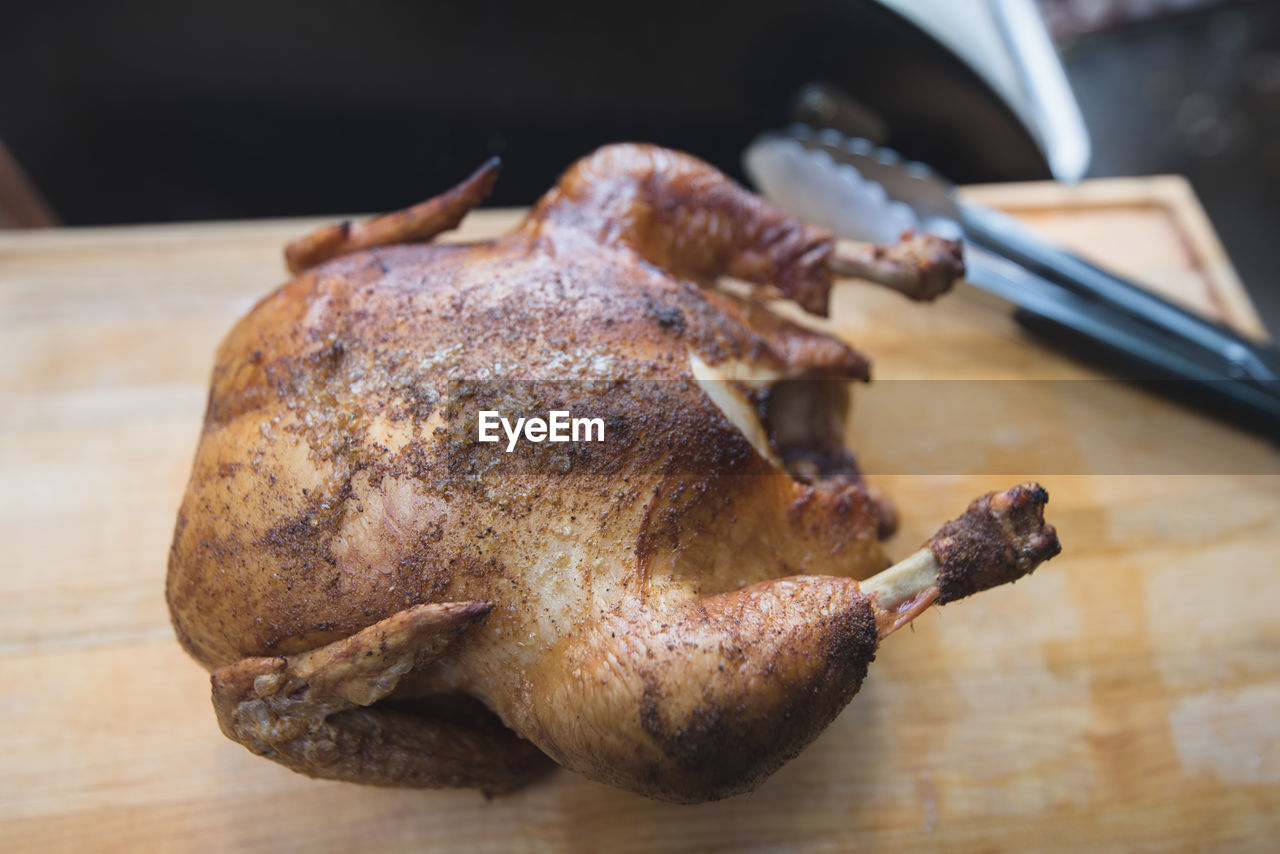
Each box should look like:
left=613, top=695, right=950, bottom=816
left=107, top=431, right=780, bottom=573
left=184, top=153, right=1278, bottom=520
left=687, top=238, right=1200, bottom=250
left=167, top=144, right=1059, bottom=803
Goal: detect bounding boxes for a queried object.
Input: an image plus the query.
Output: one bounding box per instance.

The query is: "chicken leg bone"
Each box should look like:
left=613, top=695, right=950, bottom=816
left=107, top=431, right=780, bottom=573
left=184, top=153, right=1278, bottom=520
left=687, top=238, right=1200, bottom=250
left=830, top=232, right=965, bottom=301
left=863, top=482, right=1061, bottom=637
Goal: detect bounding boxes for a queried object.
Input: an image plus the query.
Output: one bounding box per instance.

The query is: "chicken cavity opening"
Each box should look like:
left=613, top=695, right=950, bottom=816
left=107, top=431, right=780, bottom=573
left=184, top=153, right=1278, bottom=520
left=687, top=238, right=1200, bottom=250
left=758, top=377, right=862, bottom=484
left=688, top=351, right=862, bottom=486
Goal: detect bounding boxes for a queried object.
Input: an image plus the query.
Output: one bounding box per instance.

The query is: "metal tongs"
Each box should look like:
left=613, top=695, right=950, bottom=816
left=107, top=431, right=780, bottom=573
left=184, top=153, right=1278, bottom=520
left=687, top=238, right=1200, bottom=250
left=744, top=126, right=1280, bottom=436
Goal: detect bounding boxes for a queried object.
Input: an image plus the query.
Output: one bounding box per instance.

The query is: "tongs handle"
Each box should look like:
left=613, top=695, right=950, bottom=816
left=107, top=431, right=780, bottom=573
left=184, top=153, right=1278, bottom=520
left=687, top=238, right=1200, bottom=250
left=966, top=248, right=1280, bottom=437
left=1013, top=309, right=1280, bottom=438
left=960, top=202, right=1280, bottom=389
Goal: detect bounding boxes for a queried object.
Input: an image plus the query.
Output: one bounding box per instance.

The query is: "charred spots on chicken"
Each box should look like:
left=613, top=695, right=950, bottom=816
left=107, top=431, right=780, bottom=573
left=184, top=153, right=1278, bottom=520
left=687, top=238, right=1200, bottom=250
left=642, top=294, right=686, bottom=334
left=256, top=472, right=363, bottom=567
left=305, top=335, right=347, bottom=375
left=637, top=681, right=734, bottom=780
left=632, top=598, right=880, bottom=803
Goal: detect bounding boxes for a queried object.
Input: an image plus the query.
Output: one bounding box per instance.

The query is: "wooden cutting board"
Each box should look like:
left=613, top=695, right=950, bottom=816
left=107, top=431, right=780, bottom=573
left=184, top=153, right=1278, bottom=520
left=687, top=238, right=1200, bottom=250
left=2, top=176, right=1277, bottom=852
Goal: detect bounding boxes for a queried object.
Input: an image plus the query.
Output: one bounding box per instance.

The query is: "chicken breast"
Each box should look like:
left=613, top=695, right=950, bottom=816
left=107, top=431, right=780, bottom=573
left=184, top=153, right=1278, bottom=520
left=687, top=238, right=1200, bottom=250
left=167, top=144, right=1058, bottom=803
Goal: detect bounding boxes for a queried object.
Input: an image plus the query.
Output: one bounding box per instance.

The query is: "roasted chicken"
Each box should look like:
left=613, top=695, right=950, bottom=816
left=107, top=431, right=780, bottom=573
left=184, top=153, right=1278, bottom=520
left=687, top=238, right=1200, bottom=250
left=167, top=144, right=1060, bottom=803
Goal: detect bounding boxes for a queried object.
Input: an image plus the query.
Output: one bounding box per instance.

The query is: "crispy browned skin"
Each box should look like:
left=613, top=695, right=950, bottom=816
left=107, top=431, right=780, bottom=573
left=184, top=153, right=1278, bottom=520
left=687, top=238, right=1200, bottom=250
left=167, top=144, right=1054, bottom=803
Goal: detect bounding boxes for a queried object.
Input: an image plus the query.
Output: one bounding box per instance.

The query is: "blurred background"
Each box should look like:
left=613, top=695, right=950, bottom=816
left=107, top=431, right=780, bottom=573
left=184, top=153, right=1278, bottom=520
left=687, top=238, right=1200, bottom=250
left=1, top=0, right=1276, bottom=334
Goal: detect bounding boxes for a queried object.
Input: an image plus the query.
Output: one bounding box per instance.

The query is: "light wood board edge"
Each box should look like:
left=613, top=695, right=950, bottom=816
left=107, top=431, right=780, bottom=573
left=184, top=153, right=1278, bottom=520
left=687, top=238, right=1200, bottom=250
left=961, top=175, right=1269, bottom=340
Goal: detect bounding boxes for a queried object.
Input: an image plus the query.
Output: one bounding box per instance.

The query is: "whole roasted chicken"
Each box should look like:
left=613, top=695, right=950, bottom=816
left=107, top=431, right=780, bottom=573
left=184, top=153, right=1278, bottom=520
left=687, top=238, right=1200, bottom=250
left=167, top=144, right=1060, bottom=803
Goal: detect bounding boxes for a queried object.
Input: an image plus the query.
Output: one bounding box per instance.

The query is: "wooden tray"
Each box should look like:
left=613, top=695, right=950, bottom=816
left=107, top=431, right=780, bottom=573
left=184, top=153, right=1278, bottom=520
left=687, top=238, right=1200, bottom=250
left=2, top=176, right=1277, bottom=852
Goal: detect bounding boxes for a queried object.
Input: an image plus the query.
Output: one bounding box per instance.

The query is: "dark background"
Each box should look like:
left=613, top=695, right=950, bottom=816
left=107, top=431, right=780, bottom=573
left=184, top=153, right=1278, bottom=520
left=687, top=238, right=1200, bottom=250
left=1, top=0, right=1276, bottom=333
left=1052, top=0, right=1280, bottom=334
left=0, top=0, right=1052, bottom=222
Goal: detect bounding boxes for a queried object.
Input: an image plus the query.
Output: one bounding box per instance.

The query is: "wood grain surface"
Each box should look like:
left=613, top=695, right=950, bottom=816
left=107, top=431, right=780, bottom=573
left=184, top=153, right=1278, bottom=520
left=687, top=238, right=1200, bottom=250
left=1, top=176, right=1277, bottom=852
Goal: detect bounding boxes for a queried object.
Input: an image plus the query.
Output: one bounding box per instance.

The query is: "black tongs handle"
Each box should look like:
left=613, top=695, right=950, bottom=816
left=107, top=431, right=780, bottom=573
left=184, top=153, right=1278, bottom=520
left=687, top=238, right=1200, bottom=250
left=966, top=248, right=1280, bottom=437
left=960, top=202, right=1280, bottom=389
left=1013, top=307, right=1280, bottom=438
